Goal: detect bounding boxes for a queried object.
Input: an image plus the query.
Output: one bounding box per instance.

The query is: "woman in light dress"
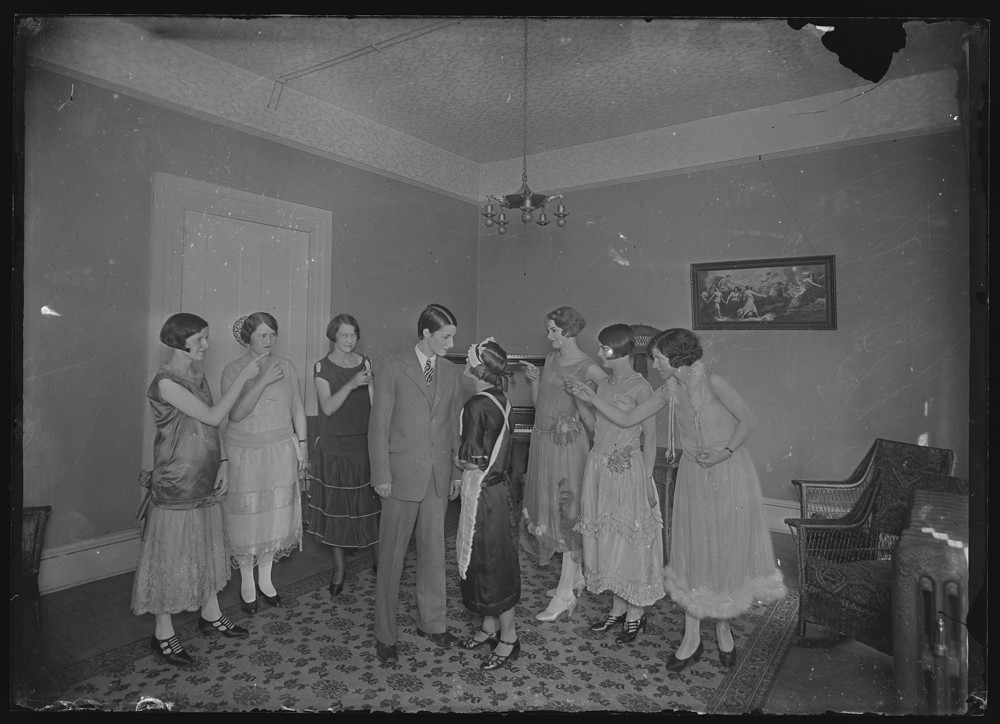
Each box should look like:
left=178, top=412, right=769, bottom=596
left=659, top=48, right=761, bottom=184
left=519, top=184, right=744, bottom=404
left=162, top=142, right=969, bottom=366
left=520, top=306, right=606, bottom=621
left=573, top=324, right=665, bottom=644
left=568, top=328, right=785, bottom=669
left=221, top=312, right=307, bottom=613
left=134, top=313, right=274, bottom=666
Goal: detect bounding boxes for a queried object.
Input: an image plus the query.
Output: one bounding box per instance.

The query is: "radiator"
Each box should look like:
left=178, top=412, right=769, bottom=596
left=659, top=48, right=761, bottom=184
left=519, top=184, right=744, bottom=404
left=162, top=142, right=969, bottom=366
left=891, top=489, right=969, bottom=715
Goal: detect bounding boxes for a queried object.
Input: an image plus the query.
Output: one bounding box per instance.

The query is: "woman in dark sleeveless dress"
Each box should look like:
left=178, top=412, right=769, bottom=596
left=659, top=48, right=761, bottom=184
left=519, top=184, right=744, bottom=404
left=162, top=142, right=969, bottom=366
left=306, top=314, right=381, bottom=595
left=133, top=313, right=278, bottom=666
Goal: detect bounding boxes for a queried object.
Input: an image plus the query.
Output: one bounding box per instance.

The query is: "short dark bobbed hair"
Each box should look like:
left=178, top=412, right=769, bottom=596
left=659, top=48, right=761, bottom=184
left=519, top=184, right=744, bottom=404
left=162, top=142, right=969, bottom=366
left=326, top=313, right=360, bottom=342
left=470, top=339, right=511, bottom=391
left=160, top=312, right=209, bottom=351
left=648, top=328, right=703, bottom=367
left=417, top=303, right=458, bottom=339
left=546, top=306, right=586, bottom=338
left=236, top=312, right=278, bottom=346
left=597, top=323, right=635, bottom=360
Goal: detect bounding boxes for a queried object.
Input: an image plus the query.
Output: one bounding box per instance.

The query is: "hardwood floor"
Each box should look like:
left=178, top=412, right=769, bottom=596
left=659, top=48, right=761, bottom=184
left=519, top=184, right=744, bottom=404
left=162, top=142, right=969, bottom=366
left=11, top=503, right=984, bottom=714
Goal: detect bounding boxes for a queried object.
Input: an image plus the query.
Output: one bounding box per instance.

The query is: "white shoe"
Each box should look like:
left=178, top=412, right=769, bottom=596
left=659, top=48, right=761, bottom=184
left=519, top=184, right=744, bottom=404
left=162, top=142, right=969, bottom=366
left=535, top=592, right=577, bottom=621
left=546, top=574, right=586, bottom=598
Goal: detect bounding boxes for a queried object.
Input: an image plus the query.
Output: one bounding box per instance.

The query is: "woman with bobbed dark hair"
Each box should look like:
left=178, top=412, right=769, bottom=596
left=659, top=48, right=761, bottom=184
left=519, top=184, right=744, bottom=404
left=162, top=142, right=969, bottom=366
left=306, top=313, right=380, bottom=595
left=573, top=324, right=664, bottom=644
left=453, top=337, right=522, bottom=670
left=134, top=312, right=278, bottom=666
left=221, top=312, right=307, bottom=613
left=567, top=328, right=785, bottom=670
left=521, top=306, right=606, bottom=621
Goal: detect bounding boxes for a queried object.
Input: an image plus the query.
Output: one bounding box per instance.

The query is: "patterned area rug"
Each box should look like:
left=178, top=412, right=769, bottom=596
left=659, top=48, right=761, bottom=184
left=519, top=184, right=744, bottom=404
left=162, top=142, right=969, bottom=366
left=37, top=533, right=798, bottom=713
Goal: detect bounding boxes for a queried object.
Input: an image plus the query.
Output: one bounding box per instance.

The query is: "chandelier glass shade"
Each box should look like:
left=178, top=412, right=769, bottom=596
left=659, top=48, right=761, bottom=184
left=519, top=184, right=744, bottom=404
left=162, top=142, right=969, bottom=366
left=481, top=19, right=567, bottom=235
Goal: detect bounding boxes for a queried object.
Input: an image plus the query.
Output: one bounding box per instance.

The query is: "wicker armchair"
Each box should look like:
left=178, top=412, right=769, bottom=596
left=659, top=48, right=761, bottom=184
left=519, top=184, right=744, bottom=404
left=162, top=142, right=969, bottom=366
left=790, top=438, right=956, bottom=521
left=785, top=443, right=962, bottom=655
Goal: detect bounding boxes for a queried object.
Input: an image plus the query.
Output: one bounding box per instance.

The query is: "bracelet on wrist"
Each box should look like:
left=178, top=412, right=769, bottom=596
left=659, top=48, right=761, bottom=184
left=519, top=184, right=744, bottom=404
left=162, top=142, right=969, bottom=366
left=220, top=458, right=229, bottom=462
left=723, top=447, right=734, bottom=456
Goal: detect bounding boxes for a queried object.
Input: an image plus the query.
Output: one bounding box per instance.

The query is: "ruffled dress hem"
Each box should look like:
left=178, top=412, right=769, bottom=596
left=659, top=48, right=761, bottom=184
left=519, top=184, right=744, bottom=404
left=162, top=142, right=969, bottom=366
left=664, top=568, right=787, bottom=619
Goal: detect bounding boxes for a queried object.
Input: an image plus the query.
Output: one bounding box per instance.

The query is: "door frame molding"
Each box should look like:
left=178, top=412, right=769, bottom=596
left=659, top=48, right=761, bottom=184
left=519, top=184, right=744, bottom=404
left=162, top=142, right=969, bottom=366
left=146, top=172, right=332, bottom=466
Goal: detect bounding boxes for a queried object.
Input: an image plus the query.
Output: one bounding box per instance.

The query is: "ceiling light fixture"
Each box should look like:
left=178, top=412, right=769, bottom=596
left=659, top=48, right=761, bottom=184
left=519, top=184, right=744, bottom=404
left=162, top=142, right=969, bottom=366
left=481, top=19, right=568, bottom=236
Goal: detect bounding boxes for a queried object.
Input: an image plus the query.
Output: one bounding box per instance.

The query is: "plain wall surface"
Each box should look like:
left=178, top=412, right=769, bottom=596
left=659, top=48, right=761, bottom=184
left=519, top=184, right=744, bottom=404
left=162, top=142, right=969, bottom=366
left=21, top=65, right=972, bottom=551
left=22, top=67, right=478, bottom=547
left=475, top=133, right=971, bottom=498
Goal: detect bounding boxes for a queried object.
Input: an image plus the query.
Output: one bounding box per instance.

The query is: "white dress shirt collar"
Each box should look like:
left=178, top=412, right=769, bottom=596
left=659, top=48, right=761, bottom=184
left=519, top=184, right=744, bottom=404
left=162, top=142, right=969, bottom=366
left=415, top=345, right=435, bottom=371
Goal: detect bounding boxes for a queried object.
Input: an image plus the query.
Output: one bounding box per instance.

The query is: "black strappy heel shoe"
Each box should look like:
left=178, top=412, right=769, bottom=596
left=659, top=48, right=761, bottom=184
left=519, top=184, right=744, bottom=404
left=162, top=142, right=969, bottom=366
left=615, top=614, right=647, bottom=644
left=480, top=638, right=520, bottom=671
left=151, top=635, right=193, bottom=667
left=461, top=628, right=499, bottom=650
left=198, top=614, right=250, bottom=639
left=590, top=611, right=627, bottom=632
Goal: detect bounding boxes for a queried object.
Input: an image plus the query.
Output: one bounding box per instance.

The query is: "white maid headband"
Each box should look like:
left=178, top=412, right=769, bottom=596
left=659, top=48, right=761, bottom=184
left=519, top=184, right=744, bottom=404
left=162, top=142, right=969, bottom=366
left=466, top=336, right=496, bottom=370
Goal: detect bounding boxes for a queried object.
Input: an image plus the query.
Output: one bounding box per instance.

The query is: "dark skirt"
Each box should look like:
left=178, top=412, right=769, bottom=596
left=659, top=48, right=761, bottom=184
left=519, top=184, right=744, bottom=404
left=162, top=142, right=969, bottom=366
left=305, top=434, right=381, bottom=548
left=461, top=477, right=521, bottom=617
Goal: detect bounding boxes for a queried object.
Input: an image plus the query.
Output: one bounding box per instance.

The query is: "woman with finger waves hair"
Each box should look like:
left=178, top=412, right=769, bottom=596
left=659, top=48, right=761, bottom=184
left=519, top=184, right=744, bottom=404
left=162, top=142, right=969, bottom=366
left=453, top=337, right=522, bottom=671
left=134, top=313, right=270, bottom=666
left=520, top=306, right=606, bottom=622
left=567, top=328, right=785, bottom=670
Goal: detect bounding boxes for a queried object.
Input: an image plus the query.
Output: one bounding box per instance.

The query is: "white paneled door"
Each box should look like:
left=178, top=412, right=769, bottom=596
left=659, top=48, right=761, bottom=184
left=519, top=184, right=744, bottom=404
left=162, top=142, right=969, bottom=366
left=145, top=172, right=332, bottom=471
left=181, top=211, right=310, bottom=403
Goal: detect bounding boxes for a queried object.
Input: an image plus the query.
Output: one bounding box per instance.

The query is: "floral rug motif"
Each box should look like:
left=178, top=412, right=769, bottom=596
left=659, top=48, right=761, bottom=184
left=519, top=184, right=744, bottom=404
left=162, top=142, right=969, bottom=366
left=36, top=531, right=797, bottom=713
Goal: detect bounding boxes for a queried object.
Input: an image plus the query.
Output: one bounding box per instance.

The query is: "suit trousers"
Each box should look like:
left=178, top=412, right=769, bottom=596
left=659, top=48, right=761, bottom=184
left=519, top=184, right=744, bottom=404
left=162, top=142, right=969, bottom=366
left=374, top=480, right=449, bottom=645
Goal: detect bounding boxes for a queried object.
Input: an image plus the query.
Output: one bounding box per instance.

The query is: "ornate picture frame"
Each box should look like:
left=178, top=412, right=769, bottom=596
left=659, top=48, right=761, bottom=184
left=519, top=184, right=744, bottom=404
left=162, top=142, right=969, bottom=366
left=690, top=255, right=837, bottom=330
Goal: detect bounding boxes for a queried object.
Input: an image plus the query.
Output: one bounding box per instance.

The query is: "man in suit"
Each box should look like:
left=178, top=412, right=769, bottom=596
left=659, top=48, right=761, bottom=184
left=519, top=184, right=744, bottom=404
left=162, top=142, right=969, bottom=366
left=369, top=303, right=463, bottom=664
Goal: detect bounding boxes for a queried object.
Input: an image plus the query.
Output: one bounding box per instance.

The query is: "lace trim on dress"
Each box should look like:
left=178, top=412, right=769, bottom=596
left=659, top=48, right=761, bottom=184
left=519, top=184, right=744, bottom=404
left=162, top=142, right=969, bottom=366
left=227, top=539, right=301, bottom=570
left=574, top=505, right=662, bottom=547
left=583, top=568, right=665, bottom=607
left=224, top=486, right=300, bottom=515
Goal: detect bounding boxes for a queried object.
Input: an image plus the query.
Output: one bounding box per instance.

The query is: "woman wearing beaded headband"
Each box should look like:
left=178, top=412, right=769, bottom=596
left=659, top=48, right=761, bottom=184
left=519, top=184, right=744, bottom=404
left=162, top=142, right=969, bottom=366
left=220, top=312, right=307, bottom=613
left=453, top=337, right=522, bottom=670
left=572, top=324, right=664, bottom=645
left=567, top=328, right=785, bottom=669
left=520, top=306, right=607, bottom=622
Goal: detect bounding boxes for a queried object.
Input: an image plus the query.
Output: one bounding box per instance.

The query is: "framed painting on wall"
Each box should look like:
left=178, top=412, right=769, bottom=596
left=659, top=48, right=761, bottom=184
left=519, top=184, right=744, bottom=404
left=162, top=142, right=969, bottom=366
left=690, top=255, right=837, bottom=330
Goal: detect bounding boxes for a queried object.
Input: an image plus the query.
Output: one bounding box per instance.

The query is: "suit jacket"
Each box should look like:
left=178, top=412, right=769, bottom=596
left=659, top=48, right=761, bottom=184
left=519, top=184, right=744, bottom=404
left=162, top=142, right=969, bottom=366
left=368, top=349, right=462, bottom=502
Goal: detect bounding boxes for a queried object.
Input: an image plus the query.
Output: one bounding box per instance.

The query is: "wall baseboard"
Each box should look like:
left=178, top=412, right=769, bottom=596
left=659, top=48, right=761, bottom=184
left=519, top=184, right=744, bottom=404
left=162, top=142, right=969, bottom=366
left=38, top=528, right=141, bottom=595
left=38, top=499, right=800, bottom=595
left=763, top=496, right=799, bottom=535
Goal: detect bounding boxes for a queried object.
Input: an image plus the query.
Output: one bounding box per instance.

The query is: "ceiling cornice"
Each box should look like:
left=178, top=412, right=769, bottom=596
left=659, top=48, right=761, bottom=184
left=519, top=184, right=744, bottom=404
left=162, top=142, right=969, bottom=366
left=26, top=17, right=960, bottom=204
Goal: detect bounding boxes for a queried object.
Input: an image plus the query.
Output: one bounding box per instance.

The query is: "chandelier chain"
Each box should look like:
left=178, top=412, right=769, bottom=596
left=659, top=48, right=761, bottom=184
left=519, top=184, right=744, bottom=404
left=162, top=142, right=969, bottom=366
left=521, top=17, right=528, bottom=187
left=480, top=17, right=566, bottom=233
